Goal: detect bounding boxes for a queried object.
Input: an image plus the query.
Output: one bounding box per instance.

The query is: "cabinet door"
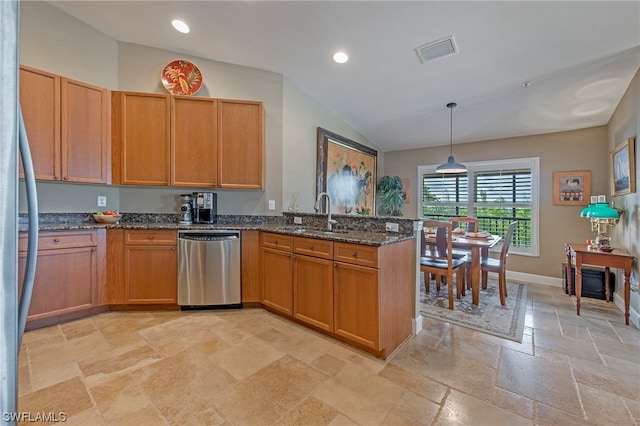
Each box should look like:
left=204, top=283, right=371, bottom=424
left=19, top=66, right=60, bottom=180
left=293, top=254, right=334, bottom=332
left=112, top=91, right=170, bottom=185
left=333, top=262, right=380, bottom=350
left=124, top=245, right=177, bottom=304
left=217, top=99, right=264, bottom=189
left=262, top=247, right=293, bottom=316
left=18, top=246, right=96, bottom=321
left=241, top=230, right=262, bottom=303
left=61, top=78, right=110, bottom=183
left=171, top=96, right=217, bottom=187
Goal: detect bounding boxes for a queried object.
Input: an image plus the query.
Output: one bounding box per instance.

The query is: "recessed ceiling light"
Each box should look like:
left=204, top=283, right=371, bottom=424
left=333, top=51, right=349, bottom=64
left=172, top=19, right=190, bottom=34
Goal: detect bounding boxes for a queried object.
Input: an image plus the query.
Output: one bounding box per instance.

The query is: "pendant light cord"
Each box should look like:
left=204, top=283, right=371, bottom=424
left=449, top=104, right=453, bottom=157
left=446, top=102, right=457, bottom=157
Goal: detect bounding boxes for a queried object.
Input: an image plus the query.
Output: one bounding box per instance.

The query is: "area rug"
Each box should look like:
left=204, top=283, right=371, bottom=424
left=419, top=275, right=528, bottom=343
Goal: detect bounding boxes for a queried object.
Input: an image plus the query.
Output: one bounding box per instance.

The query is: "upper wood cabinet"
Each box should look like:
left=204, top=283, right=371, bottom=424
left=171, top=96, right=218, bottom=187
left=113, top=93, right=263, bottom=189
left=111, top=91, right=171, bottom=185
left=217, top=99, right=264, bottom=189
left=20, top=65, right=110, bottom=183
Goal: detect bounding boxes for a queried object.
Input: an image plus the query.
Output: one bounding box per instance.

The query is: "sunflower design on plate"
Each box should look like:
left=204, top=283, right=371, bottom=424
left=161, top=60, right=203, bottom=95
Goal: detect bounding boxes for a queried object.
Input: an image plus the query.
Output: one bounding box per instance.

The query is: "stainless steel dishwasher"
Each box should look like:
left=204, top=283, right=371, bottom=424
left=177, top=230, right=241, bottom=308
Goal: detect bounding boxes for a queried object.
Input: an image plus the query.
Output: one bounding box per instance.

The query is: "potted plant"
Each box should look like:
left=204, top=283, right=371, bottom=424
left=376, top=175, right=404, bottom=216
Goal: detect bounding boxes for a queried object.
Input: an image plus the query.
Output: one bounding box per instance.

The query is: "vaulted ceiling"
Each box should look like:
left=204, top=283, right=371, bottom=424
left=49, top=1, right=640, bottom=152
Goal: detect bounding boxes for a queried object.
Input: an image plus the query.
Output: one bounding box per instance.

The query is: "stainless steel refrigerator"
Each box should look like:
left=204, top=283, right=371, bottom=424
left=1, top=1, right=39, bottom=423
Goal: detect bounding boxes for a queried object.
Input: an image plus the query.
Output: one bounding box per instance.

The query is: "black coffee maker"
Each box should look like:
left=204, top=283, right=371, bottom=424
left=192, top=192, right=217, bottom=224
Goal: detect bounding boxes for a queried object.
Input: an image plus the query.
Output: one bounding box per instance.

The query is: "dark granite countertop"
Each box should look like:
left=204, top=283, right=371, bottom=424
left=20, top=213, right=416, bottom=247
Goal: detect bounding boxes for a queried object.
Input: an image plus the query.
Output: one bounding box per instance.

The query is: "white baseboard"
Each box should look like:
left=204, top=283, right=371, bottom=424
left=613, top=292, right=640, bottom=328
left=412, top=315, right=423, bottom=334
left=503, top=271, right=562, bottom=286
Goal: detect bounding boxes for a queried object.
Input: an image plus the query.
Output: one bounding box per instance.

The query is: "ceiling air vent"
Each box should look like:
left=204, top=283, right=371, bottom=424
left=415, top=35, right=458, bottom=63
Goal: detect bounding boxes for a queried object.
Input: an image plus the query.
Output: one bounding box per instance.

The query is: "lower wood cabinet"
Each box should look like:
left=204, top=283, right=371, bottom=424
left=108, top=229, right=177, bottom=305
left=292, top=236, right=334, bottom=332
left=333, top=261, right=379, bottom=350
left=260, top=231, right=415, bottom=359
left=261, top=233, right=293, bottom=316
left=293, top=254, right=334, bottom=332
left=18, top=230, right=106, bottom=328
left=241, top=230, right=262, bottom=304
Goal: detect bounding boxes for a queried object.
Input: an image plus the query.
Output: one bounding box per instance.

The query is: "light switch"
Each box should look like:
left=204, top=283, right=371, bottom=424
left=268, top=200, right=276, bottom=210
left=97, top=196, right=107, bottom=207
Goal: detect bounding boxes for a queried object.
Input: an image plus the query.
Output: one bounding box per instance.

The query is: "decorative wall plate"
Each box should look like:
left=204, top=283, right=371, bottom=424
left=161, top=60, right=203, bottom=95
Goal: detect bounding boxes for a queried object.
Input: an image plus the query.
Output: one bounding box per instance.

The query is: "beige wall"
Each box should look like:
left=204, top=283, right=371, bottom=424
left=607, top=68, right=639, bottom=317
left=282, top=78, right=381, bottom=213
left=384, top=126, right=610, bottom=280
left=18, top=1, right=378, bottom=216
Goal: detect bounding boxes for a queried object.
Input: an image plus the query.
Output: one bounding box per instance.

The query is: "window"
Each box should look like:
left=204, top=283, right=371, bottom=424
left=418, top=158, right=539, bottom=256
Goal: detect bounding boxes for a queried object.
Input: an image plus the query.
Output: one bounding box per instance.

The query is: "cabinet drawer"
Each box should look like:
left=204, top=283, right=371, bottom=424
left=293, top=236, right=333, bottom=260
left=261, top=232, right=292, bottom=251
left=334, top=242, right=378, bottom=268
left=124, top=230, right=177, bottom=245
left=19, top=231, right=96, bottom=252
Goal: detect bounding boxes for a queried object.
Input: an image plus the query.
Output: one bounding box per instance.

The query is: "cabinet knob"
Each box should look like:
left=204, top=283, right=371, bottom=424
left=148, top=236, right=154, bottom=240
left=53, top=238, right=60, bottom=243
left=274, top=240, right=278, bottom=244
left=62, top=176, right=68, bottom=181
left=352, top=251, right=357, bottom=257
left=309, top=245, right=314, bottom=250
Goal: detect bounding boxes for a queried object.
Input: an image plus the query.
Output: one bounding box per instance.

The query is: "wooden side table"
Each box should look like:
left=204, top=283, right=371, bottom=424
left=565, top=243, right=635, bottom=325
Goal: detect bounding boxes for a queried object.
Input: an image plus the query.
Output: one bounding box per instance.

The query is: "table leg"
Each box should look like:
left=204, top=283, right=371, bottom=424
left=575, top=255, right=582, bottom=316
left=624, top=270, right=631, bottom=325
left=604, top=266, right=610, bottom=303
left=471, top=246, right=480, bottom=305
left=565, top=247, right=573, bottom=297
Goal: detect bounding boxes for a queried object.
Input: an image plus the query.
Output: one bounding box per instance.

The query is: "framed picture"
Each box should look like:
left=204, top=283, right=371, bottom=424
left=400, top=178, right=410, bottom=203
left=610, top=137, right=636, bottom=196
left=552, top=170, right=591, bottom=205
left=316, top=127, right=377, bottom=215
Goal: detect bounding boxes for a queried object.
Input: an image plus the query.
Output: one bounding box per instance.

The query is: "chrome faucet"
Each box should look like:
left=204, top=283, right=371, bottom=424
left=315, top=192, right=337, bottom=230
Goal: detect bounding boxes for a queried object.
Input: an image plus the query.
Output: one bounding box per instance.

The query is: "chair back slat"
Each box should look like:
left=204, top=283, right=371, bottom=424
left=449, top=217, right=478, bottom=233
left=500, top=221, right=518, bottom=262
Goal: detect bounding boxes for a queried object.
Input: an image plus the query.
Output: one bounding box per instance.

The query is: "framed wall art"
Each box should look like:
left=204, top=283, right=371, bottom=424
left=610, top=137, right=636, bottom=196
left=552, top=170, right=591, bottom=205
left=316, top=127, right=377, bottom=215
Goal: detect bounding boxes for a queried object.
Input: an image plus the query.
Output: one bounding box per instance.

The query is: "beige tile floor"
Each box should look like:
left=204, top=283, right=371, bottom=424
left=18, top=283, right=640, bottom=425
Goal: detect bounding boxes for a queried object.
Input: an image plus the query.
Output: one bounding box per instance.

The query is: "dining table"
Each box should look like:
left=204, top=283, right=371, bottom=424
left=425, top=231, right=502, bottom=305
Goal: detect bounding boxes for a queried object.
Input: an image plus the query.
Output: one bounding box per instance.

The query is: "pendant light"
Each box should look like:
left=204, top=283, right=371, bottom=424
left=436, top=102, right=467, bottom=173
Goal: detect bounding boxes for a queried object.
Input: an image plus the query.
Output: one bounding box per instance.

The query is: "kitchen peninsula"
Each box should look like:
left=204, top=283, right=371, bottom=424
left=19, top=212, right=417, bottom=359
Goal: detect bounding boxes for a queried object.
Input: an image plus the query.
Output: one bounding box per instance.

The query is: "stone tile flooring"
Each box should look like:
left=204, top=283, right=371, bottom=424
left=18, top=284, right=640, bottom=425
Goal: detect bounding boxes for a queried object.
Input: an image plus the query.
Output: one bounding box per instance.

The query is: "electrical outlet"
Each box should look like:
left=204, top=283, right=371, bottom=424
left=268, top=200, right=276, bottom=210
left=294, top=216, right=302, bottom=225
left=385, top=222, right=399, bottom=232
left=97, top=196, right=107, bottom=207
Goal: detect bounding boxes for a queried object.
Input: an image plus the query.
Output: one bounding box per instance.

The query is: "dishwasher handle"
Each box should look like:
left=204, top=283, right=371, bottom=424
left=178, top=233, right=239, bottom=242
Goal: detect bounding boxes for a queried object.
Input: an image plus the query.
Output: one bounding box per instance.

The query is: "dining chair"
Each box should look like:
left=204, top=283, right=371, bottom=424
left=480, top=221, right=517, bottom=306
left=421, top=222, right=470, bottom=294
left=420, top=220, right=466, bottom=309
left=448, top=216, right=479, bottom=287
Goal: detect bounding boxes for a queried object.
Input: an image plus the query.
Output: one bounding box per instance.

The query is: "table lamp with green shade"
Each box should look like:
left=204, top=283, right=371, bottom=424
left=580, top=195, right=621, bottom=250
